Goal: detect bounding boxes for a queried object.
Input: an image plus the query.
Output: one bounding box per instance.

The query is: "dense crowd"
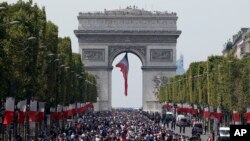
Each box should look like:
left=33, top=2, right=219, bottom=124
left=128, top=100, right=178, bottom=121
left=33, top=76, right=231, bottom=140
left=31, top=110, right=201, bottom=141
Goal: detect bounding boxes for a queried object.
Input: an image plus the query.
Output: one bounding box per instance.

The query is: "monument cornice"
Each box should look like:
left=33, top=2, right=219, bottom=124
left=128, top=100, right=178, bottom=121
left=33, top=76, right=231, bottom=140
left=85, top=66, right=113, bottom=71
left=141, top=66, right=177, bottom=71
left=74, top=30, right=181, bottom=36
left=77, top=34, right=178, bottom=43
left=78, top=8, right=178, bottom=19
left=77, top=15, right=178, bottom=20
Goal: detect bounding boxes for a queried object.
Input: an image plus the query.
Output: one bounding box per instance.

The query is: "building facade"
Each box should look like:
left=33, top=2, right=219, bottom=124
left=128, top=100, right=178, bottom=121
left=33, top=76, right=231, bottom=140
left=222, top=28, right=250, bottom=58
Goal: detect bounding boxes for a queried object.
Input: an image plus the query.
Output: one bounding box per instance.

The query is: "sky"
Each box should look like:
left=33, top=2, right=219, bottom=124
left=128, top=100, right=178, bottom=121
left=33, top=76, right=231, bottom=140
left=3, top=0, right=250, bottom=108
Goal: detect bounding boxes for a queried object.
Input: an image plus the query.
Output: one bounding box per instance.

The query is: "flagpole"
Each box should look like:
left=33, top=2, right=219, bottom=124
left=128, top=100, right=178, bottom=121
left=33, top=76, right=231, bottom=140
left=0, top=98, right=4, bottom=140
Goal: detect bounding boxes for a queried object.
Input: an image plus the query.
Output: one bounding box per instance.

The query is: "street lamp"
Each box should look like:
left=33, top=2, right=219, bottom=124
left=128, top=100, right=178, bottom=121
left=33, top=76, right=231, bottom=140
left=39, top=45, right=46, bottom=49
left=0, top=7, right=6, bottom=10
left=9, top=20, right=20, bottom=25
left=0, top=20, right=20, bottom=27
left=27, top=36, right=36, bottom=41
left=60, top=64, right=66, bottom=68
left=54, top=58, right=60, bottom=62
left=64, top=66, right=70, bottom=70
left=48, top=53, right=55, bottom=57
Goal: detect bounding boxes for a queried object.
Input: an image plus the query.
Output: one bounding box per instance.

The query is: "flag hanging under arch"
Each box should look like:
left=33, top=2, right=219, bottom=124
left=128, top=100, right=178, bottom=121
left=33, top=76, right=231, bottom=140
left=116, top=53, right=129, bottom=96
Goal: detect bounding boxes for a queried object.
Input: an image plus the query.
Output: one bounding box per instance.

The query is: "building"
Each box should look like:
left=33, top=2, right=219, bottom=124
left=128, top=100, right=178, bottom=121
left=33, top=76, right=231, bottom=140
left=222, top=28, right=250, bottom=58
left=176, top=54, right=185, bottom=75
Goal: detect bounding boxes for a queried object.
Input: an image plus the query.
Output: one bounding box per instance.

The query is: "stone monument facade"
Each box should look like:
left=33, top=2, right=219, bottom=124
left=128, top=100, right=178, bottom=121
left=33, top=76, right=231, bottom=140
left=74, top=7, right=181, bottom=112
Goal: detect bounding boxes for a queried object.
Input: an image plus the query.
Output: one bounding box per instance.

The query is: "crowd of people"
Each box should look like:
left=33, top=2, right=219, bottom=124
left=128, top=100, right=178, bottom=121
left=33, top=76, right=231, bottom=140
left=30, top=110, right=203, bottom=141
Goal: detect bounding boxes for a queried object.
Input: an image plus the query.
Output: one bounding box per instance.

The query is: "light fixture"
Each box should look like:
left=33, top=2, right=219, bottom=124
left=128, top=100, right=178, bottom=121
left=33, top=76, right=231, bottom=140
left=39, top=45, right=47, bottom=48
left=48, top=53, right=55, bottom=56
left=9, top=20, right=20, bottom=25
left=0, top=7, right=6, bottom=10
left=27, top=36, right=36, bottom=41
left=54, top=58, right=60, bottom=62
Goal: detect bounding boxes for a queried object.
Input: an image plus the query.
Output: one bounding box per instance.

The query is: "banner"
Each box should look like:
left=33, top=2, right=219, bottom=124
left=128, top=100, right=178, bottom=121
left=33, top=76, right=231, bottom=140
left=29, top=100, right=37, bottom=122
left=3, top=97, right=15, bottom=125
left=50, top=107, right=56, bottom=121
left=57, top=105, right=63, bottom=120
left=17, top=99, right=27, bottom=123
left=37, top=102, right=45, bottom=122
left=233, top=110, right=240, bottom=123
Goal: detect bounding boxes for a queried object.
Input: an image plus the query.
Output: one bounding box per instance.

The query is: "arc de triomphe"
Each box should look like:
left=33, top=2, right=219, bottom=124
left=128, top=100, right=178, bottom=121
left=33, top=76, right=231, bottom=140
left=74, top=8, right=181, bottom=112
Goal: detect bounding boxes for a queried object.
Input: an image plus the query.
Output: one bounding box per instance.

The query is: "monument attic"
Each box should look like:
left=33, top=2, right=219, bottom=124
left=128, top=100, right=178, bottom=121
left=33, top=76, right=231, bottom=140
left=74, top=7, right=181, bottom=112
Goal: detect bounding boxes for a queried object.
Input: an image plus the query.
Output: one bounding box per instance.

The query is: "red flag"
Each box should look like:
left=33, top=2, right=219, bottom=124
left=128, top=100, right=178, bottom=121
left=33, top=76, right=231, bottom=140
left=80, top=103, right=85, bottom=113
left=116, top=53, right=129, bottom=96
left=50, top=107, right=56, bottom=121
left=246, top=106, right=250, bottom=123
left=17, top=100, right=27, bottom=123
left=57, top=105, right=63, bottom=120
left=193, top=104, right=198, bottom=115
left=233, top=110, right=240, bottom=122
left=216, top=107, right=222, bottom=120
left=3, top=97, right=15, bottom=125
left=63, top=106, right=68, bottom=118
left=77, top=103, right=81, bottom=114
left=203, top=107, right=210, bottom=118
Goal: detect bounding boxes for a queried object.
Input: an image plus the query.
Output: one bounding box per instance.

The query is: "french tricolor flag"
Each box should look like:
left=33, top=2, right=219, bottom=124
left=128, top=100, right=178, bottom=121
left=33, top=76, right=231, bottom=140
left=17, top=99, right=27, bottom=123
left=50, top=107, right=56, bottom=121
left=233, top=110, right=240, bottom=123
left=3, top=97, right=15, bottom=125
left=116, top=53, right=129, bottom=96
left=245, top=106, right=250, bottom=123
left=36, top=102, right=45, bottom=122
left=29, top=100, right=37, bottom=122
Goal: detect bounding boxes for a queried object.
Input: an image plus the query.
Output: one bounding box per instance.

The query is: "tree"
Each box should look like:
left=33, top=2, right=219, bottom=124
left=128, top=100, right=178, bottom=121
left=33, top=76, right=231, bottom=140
left=157, top=56, right=250, bottom=114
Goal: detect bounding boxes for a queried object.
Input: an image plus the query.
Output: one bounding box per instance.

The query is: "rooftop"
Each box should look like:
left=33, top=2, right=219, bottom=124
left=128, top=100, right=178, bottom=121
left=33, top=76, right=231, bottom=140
left=79, top=6, right=176, bottom=17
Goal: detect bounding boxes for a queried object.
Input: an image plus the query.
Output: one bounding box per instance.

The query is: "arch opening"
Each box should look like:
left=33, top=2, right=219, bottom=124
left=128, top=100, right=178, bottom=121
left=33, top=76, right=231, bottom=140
left=108, top=47, right=146, bottom=66
left=112, top=53, right=142, bottom=108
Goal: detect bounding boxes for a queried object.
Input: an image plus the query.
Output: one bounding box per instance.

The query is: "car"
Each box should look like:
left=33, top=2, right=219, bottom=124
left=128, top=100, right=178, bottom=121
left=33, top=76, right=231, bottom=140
left=176, top=116, right=189, bottom=127
left=192, top=122, right=203, bottom=136
left=176, top=114, right=185, bottom=121
left=218, top=127, right=230, bottom=141
left=166, top=111, right=174, bottom=120
left=185, top=114, right=192, bottom=126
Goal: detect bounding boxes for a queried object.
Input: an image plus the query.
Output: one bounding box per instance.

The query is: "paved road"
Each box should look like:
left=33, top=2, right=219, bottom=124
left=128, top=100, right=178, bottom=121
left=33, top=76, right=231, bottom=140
left=163, top=124, right=210, bottom=141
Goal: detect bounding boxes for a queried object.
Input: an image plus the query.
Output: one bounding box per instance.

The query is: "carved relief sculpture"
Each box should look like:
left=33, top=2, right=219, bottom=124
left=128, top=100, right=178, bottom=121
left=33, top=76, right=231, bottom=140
left=150, top=49, right=173, bottom=62
left=82, top=49, right=105, bottom=61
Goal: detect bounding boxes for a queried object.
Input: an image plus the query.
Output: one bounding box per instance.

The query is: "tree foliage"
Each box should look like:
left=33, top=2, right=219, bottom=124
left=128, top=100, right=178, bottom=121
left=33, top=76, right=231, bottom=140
left=0, top=0, right=98, bottom=107
left=158, top=56, right=250, bottom=114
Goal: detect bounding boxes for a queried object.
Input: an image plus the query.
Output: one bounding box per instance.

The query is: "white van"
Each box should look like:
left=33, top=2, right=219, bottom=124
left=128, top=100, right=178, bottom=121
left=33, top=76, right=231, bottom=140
left=176, top=115, right=189, bottom=127
left=166, top=111, right=174, bottom=117
left=176, top=114, right=185, bottom=121
left=218, top=127, right=230, bottom=141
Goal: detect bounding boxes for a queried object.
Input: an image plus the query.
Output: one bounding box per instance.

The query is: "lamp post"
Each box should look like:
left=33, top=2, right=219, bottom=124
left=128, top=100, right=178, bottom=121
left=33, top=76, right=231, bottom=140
left=0, top=6, right=6, bottom=10
left=24, top=35, right=37, bottom=141
left=13, top=101, right=20, bottom=140
left=1, top=18, right=38, bottom=140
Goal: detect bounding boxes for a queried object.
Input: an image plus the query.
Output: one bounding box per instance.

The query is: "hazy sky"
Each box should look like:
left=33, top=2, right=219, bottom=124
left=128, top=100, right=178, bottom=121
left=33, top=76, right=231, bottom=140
left=4, top=0, right=250, bottom=108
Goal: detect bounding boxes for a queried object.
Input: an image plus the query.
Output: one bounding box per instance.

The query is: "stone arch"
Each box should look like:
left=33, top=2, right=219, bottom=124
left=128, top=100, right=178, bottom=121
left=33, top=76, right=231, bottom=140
left=108, top=46, right=146, bottom=66
left=74, top=8, right=181, bottom=112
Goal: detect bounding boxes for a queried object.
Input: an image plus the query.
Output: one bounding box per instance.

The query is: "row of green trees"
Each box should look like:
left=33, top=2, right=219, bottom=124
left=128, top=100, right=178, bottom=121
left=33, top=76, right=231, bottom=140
left=158, top=56, right=250, bottom=114
left=0, top=0, right=97, bottom=107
